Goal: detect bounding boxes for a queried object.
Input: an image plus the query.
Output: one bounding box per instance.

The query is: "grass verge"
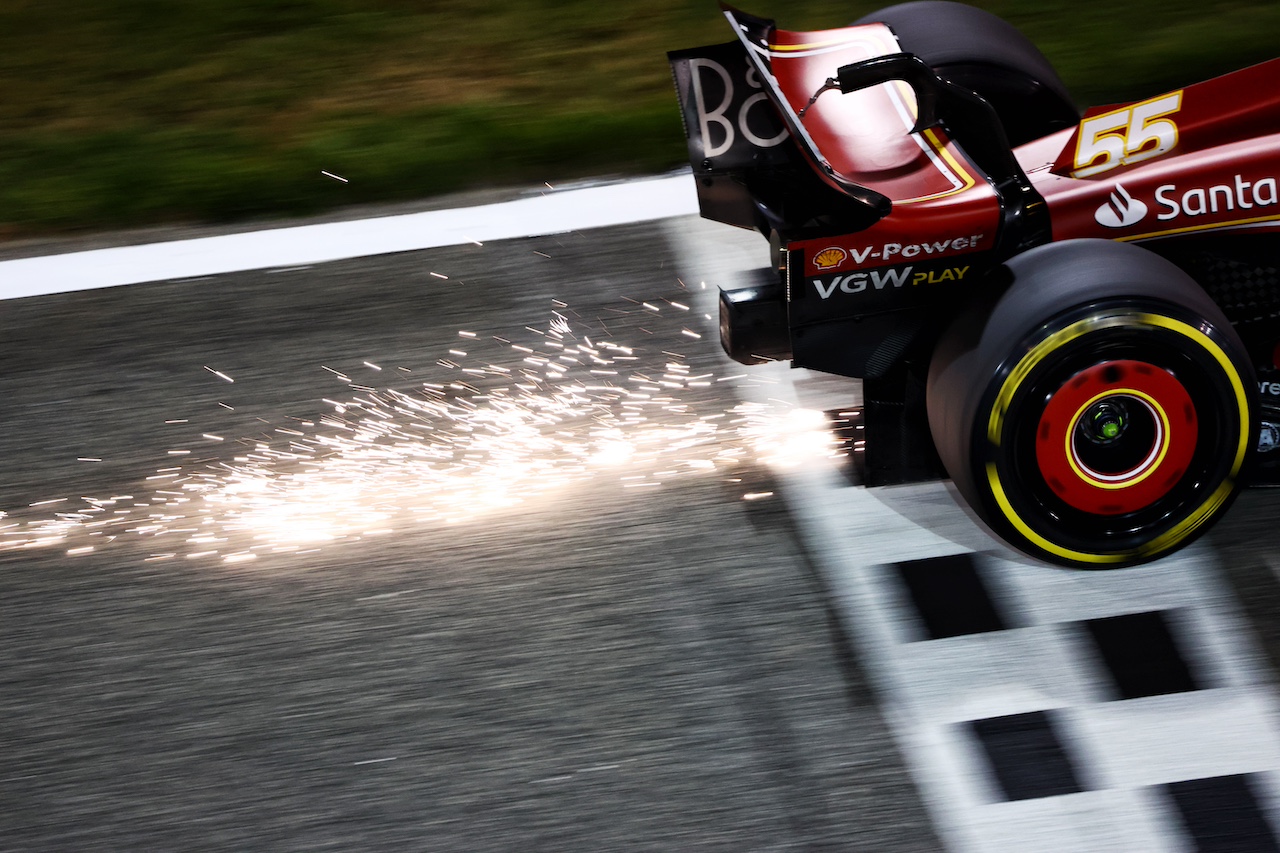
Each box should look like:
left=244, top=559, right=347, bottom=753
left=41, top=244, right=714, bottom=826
left=1, top=0, right=1277, bottom=237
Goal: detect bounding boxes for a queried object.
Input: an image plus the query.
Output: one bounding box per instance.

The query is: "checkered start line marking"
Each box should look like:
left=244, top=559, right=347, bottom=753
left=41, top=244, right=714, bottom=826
left=666, top=216, right=1280, bottom=853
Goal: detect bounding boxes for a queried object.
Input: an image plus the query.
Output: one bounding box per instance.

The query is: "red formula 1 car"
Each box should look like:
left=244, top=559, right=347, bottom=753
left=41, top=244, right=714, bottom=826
left=669, top=3, right=1280, bottom=567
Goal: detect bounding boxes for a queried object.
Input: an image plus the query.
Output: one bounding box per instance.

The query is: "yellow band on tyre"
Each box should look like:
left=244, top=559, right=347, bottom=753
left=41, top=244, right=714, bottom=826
left=984, top=311, right=1250, bottom=565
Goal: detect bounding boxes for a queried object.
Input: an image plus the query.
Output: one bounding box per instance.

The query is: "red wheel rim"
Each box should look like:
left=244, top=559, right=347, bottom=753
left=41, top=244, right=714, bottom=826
left=1035, top=359, right=1198, bottom=515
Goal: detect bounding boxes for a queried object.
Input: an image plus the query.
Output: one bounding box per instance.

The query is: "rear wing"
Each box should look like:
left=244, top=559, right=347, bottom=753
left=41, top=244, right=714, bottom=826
left=668, top=40, right=797, bottom=230
left=713, top=6, right=892, bottom=214
left=669, top=4, right=1049, bottom=253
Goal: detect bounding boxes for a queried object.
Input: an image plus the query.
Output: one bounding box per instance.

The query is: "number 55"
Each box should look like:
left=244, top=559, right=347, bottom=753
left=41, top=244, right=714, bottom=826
left=1072, top=91, right=1183, bottom=178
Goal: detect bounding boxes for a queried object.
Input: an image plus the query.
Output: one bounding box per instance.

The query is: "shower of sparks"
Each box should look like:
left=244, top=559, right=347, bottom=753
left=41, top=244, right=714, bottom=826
left=0, top=299, right=841, bottom=563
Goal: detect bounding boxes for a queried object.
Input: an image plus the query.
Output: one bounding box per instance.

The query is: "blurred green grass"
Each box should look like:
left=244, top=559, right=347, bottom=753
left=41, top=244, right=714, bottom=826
left=1, top=0, right=1277, bottom=237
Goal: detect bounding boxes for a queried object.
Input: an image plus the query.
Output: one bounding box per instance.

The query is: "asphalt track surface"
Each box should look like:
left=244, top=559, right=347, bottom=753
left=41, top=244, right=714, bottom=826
left=0, top=220, right=941, bottom=851
left=6, top=203, right=1280, bottom=851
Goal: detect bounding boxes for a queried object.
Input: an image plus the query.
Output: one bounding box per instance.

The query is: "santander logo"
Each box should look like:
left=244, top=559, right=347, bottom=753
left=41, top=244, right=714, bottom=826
left=1095, top=184, right=1148, bottom=228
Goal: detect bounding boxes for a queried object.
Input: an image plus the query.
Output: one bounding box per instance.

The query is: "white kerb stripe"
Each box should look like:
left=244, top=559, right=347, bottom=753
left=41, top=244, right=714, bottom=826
left=0, top=174, right=700, bottom=300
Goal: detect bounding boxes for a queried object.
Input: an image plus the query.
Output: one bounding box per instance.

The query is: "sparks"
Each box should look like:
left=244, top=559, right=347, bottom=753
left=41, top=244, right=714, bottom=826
left=1, top=298, right=841, bottom=559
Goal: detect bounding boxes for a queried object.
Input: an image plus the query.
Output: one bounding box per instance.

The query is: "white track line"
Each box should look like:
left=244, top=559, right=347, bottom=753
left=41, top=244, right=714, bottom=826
left=0, top=173, right=698, bottom=300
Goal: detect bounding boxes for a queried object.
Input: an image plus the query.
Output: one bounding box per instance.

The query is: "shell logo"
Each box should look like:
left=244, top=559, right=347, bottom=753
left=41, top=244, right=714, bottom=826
left=813, top=247, right=847, bottom=270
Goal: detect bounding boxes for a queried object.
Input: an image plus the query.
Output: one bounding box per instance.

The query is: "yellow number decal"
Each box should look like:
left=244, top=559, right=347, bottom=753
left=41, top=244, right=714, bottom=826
left=1073, top=92, right=1182, bottom=178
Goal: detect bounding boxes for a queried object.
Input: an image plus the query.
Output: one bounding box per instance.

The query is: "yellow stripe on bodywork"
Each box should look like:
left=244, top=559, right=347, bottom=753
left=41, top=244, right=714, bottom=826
left=1119, top=212, right=1280, bottom=243
left=767, top=38, right=867, bottom=52
left=897, top=128, right=978, bottom=203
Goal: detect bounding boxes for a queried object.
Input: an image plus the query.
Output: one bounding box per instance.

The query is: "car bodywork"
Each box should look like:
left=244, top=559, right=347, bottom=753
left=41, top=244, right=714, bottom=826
left=670, top=5, right=1280, bottom=489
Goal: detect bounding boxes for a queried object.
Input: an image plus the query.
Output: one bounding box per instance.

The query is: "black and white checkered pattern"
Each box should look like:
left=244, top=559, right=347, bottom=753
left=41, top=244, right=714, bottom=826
left=671, top=218, right=1280, bottom=853
left=773, top=390, right=1280, bottom=852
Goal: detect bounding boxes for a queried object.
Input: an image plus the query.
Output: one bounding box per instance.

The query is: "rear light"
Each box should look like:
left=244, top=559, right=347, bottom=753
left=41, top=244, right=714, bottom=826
left=718, top=272, right=791, bottom=364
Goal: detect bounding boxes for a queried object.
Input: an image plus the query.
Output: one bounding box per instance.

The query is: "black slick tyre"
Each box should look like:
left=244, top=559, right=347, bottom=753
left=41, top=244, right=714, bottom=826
left=857, top=1, right=1079, bottom=146
left=927, top=240, right=1256, bottom=568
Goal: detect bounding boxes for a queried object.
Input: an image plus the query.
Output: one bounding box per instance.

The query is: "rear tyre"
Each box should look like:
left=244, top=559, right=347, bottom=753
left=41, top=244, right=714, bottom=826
left=927, top=240, right=1256, bottom=567
left=856, top=1, right=1078, bottom=146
